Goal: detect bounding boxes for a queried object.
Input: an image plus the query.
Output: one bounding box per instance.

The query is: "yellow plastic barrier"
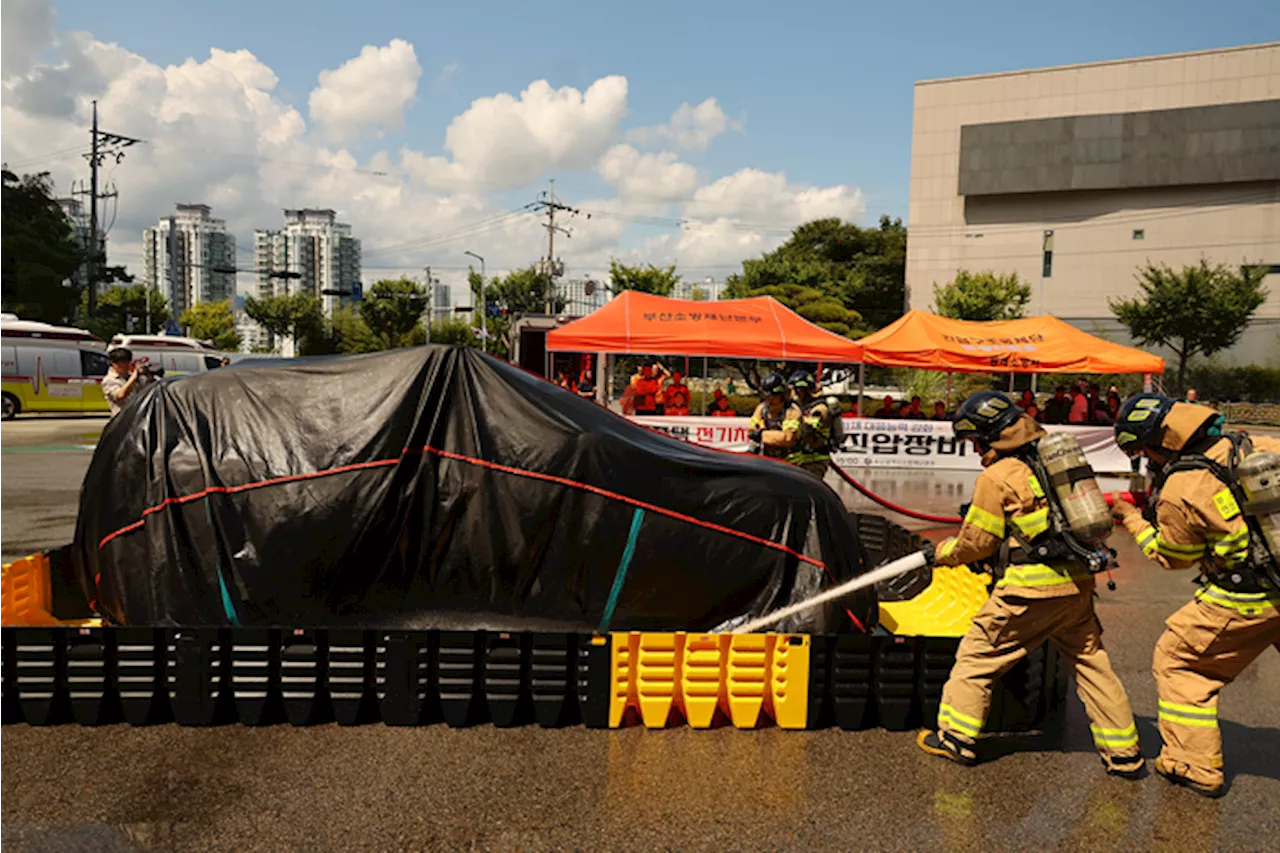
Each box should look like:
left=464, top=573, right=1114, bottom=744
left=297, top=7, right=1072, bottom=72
left=1, top=552, right=60, bottom=627
left=608, top=631, right=811, bottom=729
left=878, top=565, right=991, bottom=637
left=679, top=633, right=723, bottom=728
left=769, top=634, right=809, bottom=729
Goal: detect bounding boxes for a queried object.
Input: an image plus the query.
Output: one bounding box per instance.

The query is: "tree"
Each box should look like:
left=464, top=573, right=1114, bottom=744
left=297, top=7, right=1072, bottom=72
left=359, top=278, right=428, bottom=349
left=180, top=299, right=241, bottom=351
left=723, top=216, right=906, bottom=335
left=740, top=283, right=861, bottom=338
left=690, top=285, right=709, bottom=302
left=1, top=168, right=88, bottom=323
left=1111, top=260, right=1268, bottom=387
left=244, top=292, right=325, bottom=354
left=430, top=316, right=478, bottom=347
left=477, top=266, right=567, bottom=359
left=933, top=270, right=1031, bottom=321
left=79, top=284, right=170, bottom=341
left=608, top=260, right=680, bottom=296
left=327, top=305, right=381, bottom=354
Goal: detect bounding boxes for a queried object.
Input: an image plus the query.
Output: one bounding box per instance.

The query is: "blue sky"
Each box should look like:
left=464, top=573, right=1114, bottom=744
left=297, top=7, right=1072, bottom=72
left=53, top=0, right=1277, bottom=222
left=6, top=0, right=1275, bottom=292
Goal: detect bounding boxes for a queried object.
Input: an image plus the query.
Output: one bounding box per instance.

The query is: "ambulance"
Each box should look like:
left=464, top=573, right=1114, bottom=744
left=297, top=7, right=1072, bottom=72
left=1, top=316, right=111, bottom=419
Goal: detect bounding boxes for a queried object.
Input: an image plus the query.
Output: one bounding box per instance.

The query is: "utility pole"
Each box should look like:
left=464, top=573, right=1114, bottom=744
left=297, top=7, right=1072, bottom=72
left=81, top=100, right=143, bottom=318
left=531, top=179, right=585, bottom=314
left=88, top=102, right=99, bottom=318
left=464, top=250, right=486, bottom=353
left=427, top=262, right=437, bottom=343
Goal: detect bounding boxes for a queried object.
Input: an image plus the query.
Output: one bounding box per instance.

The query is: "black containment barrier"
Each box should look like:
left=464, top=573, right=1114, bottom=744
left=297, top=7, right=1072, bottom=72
left=2, top=626, right=1066, bottom=730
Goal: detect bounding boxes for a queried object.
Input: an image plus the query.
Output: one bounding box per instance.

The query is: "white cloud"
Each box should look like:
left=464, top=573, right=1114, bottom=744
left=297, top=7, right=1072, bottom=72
left=632, top=168, right=866, bottom=272
left=686, top=168, right=864, bottom=224
left=0, top=18, right=866, bottom=305
left=627, top=97, right=741, bottom=152
left=308, top=39, right=422, bottom=142
left=0, top=34, right=540, bottom=294
left=435, top=60, right=459, bottom=89
left=409, top=75, right=629, bottom=190
left=2, top=0, right=57, bottom=80
left=596, top=144, right=698, bottom=201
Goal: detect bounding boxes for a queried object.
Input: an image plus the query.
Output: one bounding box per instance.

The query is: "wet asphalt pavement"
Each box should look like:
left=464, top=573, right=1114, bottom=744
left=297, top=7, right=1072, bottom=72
left=3, top=419, right=1279, bottom=852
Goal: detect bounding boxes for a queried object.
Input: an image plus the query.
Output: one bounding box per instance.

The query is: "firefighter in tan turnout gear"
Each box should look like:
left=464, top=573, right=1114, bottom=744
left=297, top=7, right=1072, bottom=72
left=786, top=369, right=837, bottom=480
left=1112, top=394, right=1280, bottom=798
left=918, top=391, right=1143, bottom=776
left=747, top=372, right=803, bottom=460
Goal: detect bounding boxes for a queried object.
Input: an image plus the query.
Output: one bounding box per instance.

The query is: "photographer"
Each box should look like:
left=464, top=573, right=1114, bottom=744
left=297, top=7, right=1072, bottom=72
left=100, top=348, right=155, bottom=417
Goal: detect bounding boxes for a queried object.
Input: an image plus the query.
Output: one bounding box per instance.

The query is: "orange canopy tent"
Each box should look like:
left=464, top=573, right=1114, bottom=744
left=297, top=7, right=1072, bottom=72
left=857, top=310, right=1164, bottom=375
left=545, top=291, right=864, bottom=361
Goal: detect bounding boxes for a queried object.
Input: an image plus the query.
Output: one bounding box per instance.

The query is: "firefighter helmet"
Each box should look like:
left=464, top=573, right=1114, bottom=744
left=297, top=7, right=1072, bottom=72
left=789, top=370, right=817, bottom=392
left=760, top=372, right=788, bottom=396
left=1114, top=393, right=1176, bottom=455
left=952, top=391, right=1022, bottom=444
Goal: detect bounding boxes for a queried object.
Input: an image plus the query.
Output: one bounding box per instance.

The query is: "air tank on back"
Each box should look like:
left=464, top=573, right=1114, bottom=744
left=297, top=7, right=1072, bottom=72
left=1036, top=431, right=1112, bottom=543
left=1234, top=451, right=1280, bottom=564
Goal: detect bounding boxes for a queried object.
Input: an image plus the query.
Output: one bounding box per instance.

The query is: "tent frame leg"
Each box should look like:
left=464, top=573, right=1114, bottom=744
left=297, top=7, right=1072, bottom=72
left=856, top=363, right=865, bottom=417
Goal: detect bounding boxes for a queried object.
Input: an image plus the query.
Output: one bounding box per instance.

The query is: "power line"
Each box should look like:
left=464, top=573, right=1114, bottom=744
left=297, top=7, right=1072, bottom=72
left=360, top=207, right=537, bottom=258
left=3, top=146, right=93, bottom=172
left=904, top=186, right=1278, bottom=237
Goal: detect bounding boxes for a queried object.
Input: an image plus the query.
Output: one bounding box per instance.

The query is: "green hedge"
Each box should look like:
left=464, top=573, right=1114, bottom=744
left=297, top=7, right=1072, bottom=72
left=1185, top=365, right=1280, bottom=404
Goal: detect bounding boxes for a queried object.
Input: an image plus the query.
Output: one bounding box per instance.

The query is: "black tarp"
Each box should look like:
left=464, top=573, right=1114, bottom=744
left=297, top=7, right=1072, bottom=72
left=74, top=346, right=874, bottom=631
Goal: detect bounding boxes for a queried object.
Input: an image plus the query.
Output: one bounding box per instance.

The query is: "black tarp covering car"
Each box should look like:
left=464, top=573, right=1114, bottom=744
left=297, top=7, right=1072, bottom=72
left=73, top=346, right=874, bottom=631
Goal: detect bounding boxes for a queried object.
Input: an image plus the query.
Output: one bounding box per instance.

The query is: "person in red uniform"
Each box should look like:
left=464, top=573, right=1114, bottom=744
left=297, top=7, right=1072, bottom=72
left=632, top=366, right=662, bottom=416
left=661, top=371, right=691, bottom=416
left=709, top=388, right=736, bottom=416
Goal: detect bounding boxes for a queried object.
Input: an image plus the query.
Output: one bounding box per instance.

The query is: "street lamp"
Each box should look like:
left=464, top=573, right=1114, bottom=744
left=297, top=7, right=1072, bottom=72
left=464, top=250, right=486, bottom=353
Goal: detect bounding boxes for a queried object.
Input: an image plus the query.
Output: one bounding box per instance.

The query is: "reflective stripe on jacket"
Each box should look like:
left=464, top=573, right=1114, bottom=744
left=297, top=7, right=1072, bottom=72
left=934, top=455, right=1091, bottom=599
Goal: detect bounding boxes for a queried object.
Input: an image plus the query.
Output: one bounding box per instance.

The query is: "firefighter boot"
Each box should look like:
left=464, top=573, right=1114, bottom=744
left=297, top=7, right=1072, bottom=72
left=917, top=730, right=979, bottom=767
left=1154, top=757, right=1225, bottom=799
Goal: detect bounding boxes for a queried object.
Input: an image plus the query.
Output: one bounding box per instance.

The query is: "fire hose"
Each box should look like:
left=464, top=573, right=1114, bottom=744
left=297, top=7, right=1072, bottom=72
left=831, top=466, right=963, bottom=524
left=726, top=476, right=1151, bottom=633
left=732, top=547, right=935, bottom=634
left=831, top=465, right=1147, bottom=525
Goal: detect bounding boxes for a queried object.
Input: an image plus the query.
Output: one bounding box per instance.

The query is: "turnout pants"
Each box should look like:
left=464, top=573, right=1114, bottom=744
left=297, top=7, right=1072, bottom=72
left=1153, top=597, right=1280, bottom=788
left=799, top=460, right=831, bottom=481
left=938, top=587, right=1141, bottom=767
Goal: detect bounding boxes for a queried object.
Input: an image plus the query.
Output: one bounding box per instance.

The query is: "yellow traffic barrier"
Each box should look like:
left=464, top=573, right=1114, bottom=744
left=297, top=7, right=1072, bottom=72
left=878, top=565, right=990, bottom=637
left=608, top=631, right=811, bottom=729
left=1, top=552, right=59, bottom=626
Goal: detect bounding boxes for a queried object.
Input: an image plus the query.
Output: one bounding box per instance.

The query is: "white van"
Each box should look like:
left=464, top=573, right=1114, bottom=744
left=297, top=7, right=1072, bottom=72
left=109, top=334, right=227, bottom=376
left=1, top=319, right=111, bottom=419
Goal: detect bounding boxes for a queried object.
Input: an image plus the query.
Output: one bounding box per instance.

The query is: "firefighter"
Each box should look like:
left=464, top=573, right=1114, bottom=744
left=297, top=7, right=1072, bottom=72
left=918, top=391, right=1142, bottom=777
left=747, top=373, right=801, bottom=459
left=787, top=369, right=835, bottom=480
left=1111, top=394, right=1280, bottom=798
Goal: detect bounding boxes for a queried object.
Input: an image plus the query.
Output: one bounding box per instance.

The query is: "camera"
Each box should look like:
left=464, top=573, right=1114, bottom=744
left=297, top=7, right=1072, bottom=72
left=139, top=364, right=165, bottom=379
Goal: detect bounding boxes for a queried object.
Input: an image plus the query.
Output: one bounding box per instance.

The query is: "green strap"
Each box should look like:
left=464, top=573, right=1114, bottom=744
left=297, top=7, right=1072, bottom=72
left=204, top=497, right=240, bottom=626
left=598, top=508, right=645, bottom=633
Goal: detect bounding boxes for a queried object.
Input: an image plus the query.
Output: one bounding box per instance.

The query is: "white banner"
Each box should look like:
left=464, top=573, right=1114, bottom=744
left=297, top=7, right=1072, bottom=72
left=628, top=416, right=1132, bottom=473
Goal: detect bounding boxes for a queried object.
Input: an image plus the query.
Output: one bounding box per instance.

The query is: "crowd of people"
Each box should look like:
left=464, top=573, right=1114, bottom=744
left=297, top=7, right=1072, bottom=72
left=872, top=395, right=951, bottom=421
left=866, top=380, right=1198, bottom=426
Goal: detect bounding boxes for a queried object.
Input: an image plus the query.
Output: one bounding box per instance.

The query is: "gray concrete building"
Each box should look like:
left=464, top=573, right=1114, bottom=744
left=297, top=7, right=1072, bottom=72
left=142, top=204, right=237, bottom=319
left=907, top=43, right=1280, bottom=365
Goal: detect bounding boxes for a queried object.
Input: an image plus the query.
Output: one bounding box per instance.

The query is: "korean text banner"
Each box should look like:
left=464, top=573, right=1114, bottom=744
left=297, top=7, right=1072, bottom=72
left=856, top=310, right=1164, bottom=375
left=629, top=416, right=1132, bottom=473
